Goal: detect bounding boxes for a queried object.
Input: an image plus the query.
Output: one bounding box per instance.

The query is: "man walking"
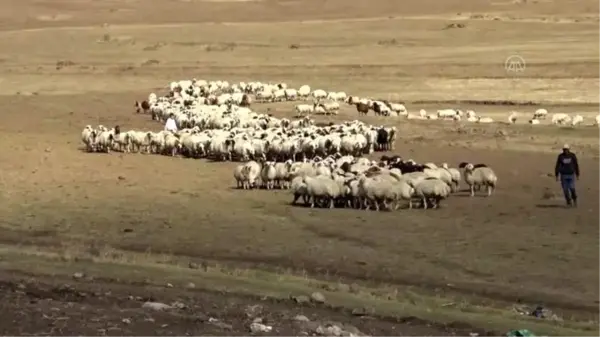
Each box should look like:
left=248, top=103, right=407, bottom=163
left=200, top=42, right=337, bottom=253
left=555, top=144, right=580, bottom=207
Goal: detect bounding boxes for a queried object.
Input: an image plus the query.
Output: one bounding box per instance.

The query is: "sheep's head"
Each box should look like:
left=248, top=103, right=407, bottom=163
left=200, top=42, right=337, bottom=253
left=465, top=163, right=475, bottom=171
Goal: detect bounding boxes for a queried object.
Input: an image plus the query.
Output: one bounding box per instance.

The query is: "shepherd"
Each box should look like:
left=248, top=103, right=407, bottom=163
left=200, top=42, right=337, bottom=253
left=554, top=144, right=580, bottom=207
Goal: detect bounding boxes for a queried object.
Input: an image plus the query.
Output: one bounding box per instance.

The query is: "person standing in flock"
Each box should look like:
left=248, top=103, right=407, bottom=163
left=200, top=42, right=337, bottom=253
left=554, top=144, right=580, bottom=207
left=164, top=113, right=178, bottom=133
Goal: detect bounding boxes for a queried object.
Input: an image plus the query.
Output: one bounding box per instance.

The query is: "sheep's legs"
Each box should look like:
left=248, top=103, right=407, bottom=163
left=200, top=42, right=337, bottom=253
left=469, top=185, right=475, bottom=197
left=421, top=197, right=428, bottom=209
left=487, top=185, right=493, bottom=196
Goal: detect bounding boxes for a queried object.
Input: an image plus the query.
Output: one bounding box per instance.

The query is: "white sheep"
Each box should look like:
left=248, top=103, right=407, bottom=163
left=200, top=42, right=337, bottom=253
left=303, top=175, right=342, bottom=208
left=284, top=89, right=298, bottom=101
left=462, top=163, right=498, bottom=197
left=533, top=108, right=548, bottom=119
left=163, top=133, right=181, bottom=156
left=242, top=160, right=262, bottom=189
left=552, top=113, right=571, bottom=125
left=260, top=161, right=277, bottom=189
left=274, top=161, right=292, bottom=189
left=81, top=125, right=97, bottom=152
left=441, top=163, right=461, bottom=192
left=295, top=104, right=314, bottom=116
left=112, top=132, right=130, bottom=153
left=298, top=85, right=311, bottom=100
left=290, top=175, right=309, bottom=205
left=413, top=178, right=452, bottom=209
left=477, top=117, right=494, bottom=123
left=320, top=101, right=340, bottom=114
left=529, top=119, right=540, bottom=125
left=233, top=164, right=246, bottom=189
left=596, top=114, right=600, bottom=126
left=96, top=130, right=114, bottom=153
left=508, top=111, right=518, bottom=124
left=571, top=115, right=583, bottom=126
left=311, top=89, right=327, bottom=100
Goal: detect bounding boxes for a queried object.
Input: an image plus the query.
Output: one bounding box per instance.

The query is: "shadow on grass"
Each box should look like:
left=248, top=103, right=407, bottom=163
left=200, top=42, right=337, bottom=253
left=535, top=203, right=567, bottom=209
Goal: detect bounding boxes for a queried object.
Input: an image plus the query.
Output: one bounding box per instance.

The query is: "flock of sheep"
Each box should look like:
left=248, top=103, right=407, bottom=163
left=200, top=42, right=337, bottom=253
left=80, top=79, right=504, bottom=211
left=233, top=155, right=497, bottom=210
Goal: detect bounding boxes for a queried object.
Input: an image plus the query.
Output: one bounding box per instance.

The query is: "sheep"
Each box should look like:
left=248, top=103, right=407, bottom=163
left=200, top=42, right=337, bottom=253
left=529, top=118, right=540, bottom=125
left=81, top=125, right=97, bottom=152
left=319, top=100, right=340, bottom=114
left=311, top=89, right=327, bottom=100
left=596, top=114, right=600, bottom=126
left=233, top=164, right=246, bottom=189
left=242, top=160, right=262, bottom=189
left=552, top=113, right=571, bottom=125
left=96, top=130, right=114, bottom=153
left=297, top=85, right=311, bottom=100
left=260, top=161, right=277, bottom=189
left=357, top=173, right=405, bottom=211
left=413, top=178, right=452, bottom=209
left=290, top=175, right=309, bottom=205
left=274, top=161, right=292, bottom=189
left=355, top=102, right=369, bottom=116
left=284, top=89, right=298, bottom=101
left=295, top=104, right=314, bottom=116
left=477, top=117, right=494, bottom=123
left=441, top=163, right=461, bottom=192
left=533, top=108, right=548, bottom=119
left=571, top=115, right=583, bottom=126
left=437, top=109, right=460, bottom=119
left=303, top=175, right=342, bottom=208
left=508, top=111, right=518, bottom=124
left=461, top=163, right=498, bottom=197
left=112, top=130, right=131, bottom=153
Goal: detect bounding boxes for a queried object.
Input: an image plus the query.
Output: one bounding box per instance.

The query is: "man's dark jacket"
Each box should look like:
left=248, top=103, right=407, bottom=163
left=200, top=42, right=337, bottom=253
left=555, top=152, right=580, bottom=177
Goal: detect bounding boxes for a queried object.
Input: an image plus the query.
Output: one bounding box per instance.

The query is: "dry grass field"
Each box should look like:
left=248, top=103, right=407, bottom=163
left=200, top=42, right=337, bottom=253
left=0, top=0, right=598, bottom=335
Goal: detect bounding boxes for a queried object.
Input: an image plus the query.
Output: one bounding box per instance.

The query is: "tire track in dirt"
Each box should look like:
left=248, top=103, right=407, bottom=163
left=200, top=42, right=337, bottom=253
left=0, top=13, right=594, bottom=35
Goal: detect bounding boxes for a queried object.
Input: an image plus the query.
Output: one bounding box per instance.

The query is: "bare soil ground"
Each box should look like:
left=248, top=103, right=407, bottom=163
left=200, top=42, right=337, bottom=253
left=0, top=0, right=598, bottom=335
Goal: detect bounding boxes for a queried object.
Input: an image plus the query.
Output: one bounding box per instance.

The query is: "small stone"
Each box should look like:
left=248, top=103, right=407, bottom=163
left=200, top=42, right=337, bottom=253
left=185, top=282, right=196, bottom=289
left=208, top=318, right=233, bottom=330
left=72, top=272, right=85, bottom=279
left=188, top=262, right=199, bottom=269
left=326, top=325, right=343, bottom=336
left=122, top=318, right=131, bottom=324
left=310, top=292, right=326, bottom=303
left=142, top=301, right=172, bottom=311
left=351, top=307, right=374, bottom=316
left=252, top=317, right=263, bottom=324
left=166, top=283, right=173, bottom=288
left=245, top=304, right=263, bottom=318
left=336, top=283, right=350, bottom=292
left=249, top=322, right=272, bottom=333
left=293, top=315, right=310, bottom=322
left=171, top=301, right=186, bottom=309
left=292, top=295, right=311, bottom=304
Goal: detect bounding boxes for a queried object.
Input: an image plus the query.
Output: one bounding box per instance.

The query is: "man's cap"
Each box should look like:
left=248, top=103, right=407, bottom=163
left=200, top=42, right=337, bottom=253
left=562, top=144, right=570, bottom=149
